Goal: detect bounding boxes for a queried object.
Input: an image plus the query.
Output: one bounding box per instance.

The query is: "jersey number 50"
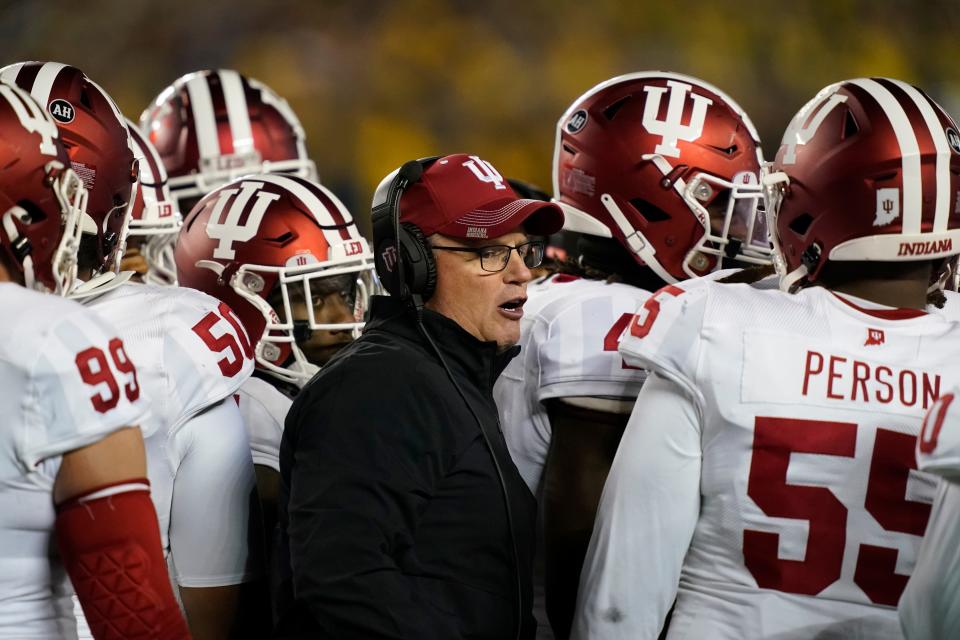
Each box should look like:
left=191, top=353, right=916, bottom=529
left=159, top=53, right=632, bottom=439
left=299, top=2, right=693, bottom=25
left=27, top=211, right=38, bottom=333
left=743, top=416, right=930, bottom=606
left=192, top=302, right=254, bottom=377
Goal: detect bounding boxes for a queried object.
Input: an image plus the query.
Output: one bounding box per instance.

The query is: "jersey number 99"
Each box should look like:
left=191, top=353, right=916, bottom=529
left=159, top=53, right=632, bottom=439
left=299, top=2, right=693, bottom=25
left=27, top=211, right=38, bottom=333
left=75, top=338, right=140, bottom=413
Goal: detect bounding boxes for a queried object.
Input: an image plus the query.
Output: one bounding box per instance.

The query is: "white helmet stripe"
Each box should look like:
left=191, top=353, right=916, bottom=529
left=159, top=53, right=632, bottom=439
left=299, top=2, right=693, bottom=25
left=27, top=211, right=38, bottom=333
left=0, top=63, right=23, bottom=84
left=186, top=74, right=220, bottom=159
left=30, top=61, right=67, bottom=107
left=890, top=79, right=952, bottom=233
left=128, top=128, right=157, bottom=183
left=87, top=78, right=127, bottom=131
left=255, top=174, right=351, bottom=246
left=849, top=79, right=922, bottom=234
left=219, top=70, right=254, bottom=155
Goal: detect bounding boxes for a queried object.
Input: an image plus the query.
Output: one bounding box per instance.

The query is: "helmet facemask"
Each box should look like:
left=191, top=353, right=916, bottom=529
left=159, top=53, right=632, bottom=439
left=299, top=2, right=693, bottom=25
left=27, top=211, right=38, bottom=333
left=126, top=203, right=182, bottom=286
left=627, top=152, right=771, bottom=281
left=142, top=234, right=179, bottom=286
left=760, top=164, right=799, bottom=290
left=683, top=170, right=770, bottom=274
left=77, top=196, right=134, bottom=279
left=49, top=162, right=87, bottom=294
left=227, top=256, right=375, bottom=387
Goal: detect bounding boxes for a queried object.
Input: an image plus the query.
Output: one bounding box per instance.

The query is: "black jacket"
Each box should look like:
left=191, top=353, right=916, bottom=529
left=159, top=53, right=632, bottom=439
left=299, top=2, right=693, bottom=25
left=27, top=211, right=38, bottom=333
left=273, top=295, right=536, bottom=639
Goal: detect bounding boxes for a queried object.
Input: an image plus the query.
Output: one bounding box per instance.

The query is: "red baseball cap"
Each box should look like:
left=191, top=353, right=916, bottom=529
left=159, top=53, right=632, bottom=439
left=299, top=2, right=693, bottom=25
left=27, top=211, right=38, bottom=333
left=398, top=154, right=564, bottom=240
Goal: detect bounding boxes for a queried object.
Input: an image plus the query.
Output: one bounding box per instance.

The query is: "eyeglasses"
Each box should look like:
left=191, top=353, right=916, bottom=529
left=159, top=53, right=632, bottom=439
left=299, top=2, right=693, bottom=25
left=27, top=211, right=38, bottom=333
left=431, top=240, right=546, bottom=273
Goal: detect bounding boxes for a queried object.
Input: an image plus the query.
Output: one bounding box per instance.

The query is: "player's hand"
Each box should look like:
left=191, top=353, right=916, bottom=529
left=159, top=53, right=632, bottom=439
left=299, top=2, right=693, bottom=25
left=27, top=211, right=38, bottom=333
left=120, top=247, right=149, bottom=276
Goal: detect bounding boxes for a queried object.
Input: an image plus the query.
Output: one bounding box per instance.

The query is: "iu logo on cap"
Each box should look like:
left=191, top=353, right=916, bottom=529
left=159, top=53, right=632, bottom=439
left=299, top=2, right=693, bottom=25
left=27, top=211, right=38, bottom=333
left=462, top=156, right=506, bottom=190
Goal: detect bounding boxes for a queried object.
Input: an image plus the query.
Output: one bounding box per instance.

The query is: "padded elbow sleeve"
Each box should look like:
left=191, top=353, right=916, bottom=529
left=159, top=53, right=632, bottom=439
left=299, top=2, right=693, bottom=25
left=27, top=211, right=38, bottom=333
left=55, top=480, right=192, bottom=640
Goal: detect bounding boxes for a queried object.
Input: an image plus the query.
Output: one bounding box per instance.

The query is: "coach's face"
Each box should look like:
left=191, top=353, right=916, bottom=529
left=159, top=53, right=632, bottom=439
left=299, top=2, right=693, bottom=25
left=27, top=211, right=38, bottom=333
left=426, top=228, right=533, bottom=350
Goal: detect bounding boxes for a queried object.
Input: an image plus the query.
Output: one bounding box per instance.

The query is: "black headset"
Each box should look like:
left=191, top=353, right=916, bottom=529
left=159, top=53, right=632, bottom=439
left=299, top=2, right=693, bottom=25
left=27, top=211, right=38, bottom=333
left=371, top=157, right=440, bottom=310
left=371, top=158, right=523, bottom=640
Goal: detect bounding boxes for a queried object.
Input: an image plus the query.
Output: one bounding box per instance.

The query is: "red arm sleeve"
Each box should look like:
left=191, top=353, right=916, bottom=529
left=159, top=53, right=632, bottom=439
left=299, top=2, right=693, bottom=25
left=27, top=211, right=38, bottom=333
left=55, top=479, right=192, bottom=640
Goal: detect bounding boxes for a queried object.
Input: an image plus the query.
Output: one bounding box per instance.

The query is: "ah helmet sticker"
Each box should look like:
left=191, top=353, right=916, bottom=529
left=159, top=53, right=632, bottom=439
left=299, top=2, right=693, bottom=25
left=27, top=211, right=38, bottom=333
left=48, top=99, right=75, bottom=124
left=565, top=109, right=588, bottom=134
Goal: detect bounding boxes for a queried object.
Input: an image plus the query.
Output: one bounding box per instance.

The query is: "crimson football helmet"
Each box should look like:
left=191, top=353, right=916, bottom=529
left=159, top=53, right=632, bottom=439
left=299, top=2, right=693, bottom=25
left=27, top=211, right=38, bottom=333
left=554, top=72, right=768, bottom=283
left=175, top=174, right=375, bottom=386
left=126, top=118, right=181, bottom=286
left=0, top=81, right=87, bottom=294
left=140, top=69, right=317, bottom=211
left=764, top=78, right=960, bottom=290
left=0, top=62, right=137, bottom=280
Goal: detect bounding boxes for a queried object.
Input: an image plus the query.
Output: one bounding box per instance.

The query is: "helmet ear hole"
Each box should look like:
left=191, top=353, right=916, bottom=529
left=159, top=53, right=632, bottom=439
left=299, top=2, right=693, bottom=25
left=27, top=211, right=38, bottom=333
left=16, top=200, right=48, bottom=225
left=788, top=213, right=814, bottom=235
left=843, top=110, right=860, bottom=139
left=630, top=198, right=671, bottom=223
left=602, top=96, right=631, bottom=121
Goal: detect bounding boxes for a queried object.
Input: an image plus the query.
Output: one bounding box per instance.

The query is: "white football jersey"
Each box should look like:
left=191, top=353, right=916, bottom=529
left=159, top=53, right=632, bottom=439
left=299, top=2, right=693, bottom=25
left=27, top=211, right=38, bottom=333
left=0, top=283, right=147, bottom=638
left=81, top=283, right=257, bottom=585
left=237, top=375, right=293, bottom=472
left=494, top=274, right=651, bottom=493
left=899, top=388, right=960, bottom=639
left=932, top=287, right=960, bottom=319
left=575, top=282, right=959, bottom=640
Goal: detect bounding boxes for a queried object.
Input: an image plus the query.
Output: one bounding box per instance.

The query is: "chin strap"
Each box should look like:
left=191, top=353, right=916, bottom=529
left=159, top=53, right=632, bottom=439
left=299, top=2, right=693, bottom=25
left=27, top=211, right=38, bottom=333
left=2, top=206, right=37, bottom=290
left=68, top=270, right=135, bottom=301
left=779, top=264, right=809, bottom=293
left=600, top=193, right=678, bottom=284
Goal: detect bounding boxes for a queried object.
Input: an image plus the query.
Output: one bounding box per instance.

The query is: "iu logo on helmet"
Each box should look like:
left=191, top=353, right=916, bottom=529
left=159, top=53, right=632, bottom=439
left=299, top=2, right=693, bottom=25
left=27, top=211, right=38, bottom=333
left=781, top=91, right=847, bottom=164
left=206, top=181, right=281, bottom=260
left=641, top=80, right=713, bottom=158
left=873, top=188, right=900, bottom=227
left=462, top=156, right=507, bottom=190
left=0, top=84, right=58, bottom=156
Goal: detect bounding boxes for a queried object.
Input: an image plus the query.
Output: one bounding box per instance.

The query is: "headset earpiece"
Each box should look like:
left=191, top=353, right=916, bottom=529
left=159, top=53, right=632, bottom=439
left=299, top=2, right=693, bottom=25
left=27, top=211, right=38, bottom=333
left=372, top=207, right=404, bottom=298
left=399, top=222, right=436, bottom=301
left=371, top=156, right=440, bottom=306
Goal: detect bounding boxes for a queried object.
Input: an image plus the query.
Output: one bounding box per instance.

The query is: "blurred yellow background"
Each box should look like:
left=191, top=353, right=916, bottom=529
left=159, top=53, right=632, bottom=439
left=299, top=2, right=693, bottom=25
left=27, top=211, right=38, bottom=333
left=4, top=0, right=958, bottom=235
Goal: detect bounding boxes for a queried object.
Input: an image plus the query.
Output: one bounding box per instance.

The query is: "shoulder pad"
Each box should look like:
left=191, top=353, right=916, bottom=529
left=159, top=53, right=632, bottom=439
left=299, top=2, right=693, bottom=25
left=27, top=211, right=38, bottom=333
left=162, top=287, right=255, bottom=430
left=618, top=282, right=710, bottom=399
left=17, top=300, right=148, bottom=466
left=535, top=280, right=650, bottom=400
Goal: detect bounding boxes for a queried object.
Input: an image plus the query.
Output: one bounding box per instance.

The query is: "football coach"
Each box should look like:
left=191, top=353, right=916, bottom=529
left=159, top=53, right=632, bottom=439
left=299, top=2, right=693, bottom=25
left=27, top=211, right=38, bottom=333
left=273, top=154, right=564, bottom=639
